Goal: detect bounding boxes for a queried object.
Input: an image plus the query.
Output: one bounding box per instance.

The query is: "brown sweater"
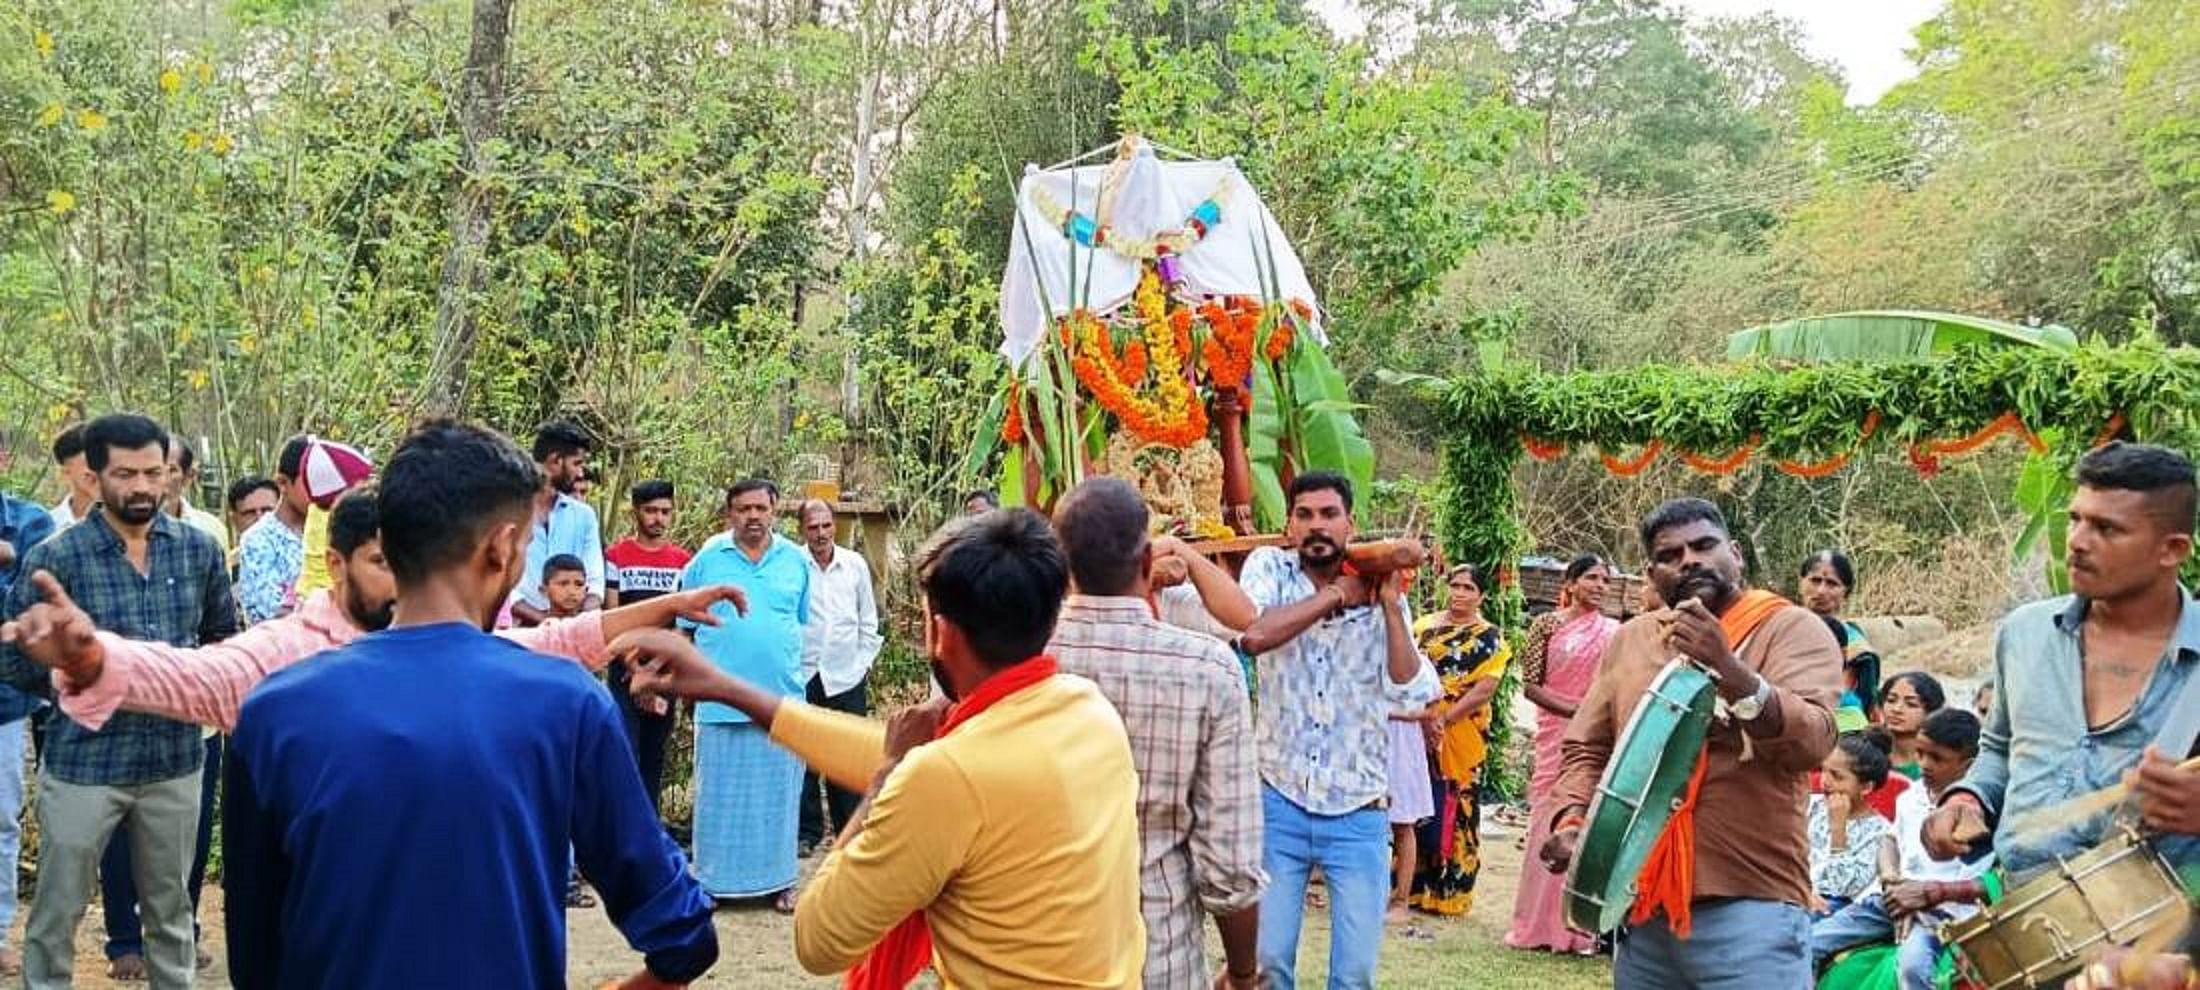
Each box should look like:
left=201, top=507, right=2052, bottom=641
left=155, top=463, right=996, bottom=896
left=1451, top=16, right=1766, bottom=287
left=1552, top=603, right=1843, bottom=908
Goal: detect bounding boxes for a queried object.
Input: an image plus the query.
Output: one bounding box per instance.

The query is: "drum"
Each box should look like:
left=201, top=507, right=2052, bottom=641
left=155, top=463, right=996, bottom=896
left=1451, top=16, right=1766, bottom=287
left=1945, top=828, right=2189, bottom=990
left=1563, top=658, right=1716, bottom=934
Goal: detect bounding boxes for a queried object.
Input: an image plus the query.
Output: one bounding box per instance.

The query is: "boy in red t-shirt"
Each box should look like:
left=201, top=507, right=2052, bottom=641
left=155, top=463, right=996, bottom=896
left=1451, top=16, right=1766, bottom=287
left=603, top=480, right=691, bottom=817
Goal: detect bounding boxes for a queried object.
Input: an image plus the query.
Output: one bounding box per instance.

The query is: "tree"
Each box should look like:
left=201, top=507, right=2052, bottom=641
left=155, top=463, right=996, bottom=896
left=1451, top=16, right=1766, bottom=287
left=423, top=0, right=514, bottom=416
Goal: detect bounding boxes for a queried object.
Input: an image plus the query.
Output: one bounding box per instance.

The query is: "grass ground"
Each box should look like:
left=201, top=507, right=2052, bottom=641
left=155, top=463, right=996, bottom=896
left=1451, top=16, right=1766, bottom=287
left=4, top=812, right=1610, bottom=989
left=563, top=822, right=1611, bottom=989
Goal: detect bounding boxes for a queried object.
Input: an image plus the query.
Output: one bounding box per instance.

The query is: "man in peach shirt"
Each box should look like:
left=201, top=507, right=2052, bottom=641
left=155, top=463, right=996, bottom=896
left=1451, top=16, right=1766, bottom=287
left=2, top=488, right=747, bottom=734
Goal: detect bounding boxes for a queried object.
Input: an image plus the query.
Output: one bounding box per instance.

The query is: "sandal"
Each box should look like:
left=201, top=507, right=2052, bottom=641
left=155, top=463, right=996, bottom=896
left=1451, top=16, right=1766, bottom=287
left=566, top=886, right=598, bottom=909
left=774, top=888, right=799, bottom=915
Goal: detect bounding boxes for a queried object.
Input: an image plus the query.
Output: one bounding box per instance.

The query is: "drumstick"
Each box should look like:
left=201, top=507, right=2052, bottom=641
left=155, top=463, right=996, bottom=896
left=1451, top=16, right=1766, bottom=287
left=1999, top=755, right=2200, bottom=843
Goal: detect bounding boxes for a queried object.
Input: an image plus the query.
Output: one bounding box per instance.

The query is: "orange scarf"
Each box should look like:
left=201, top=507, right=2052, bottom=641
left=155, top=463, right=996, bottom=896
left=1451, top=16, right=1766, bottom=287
left=843, top=655, right=1060, bottom=990
left=1626, top=589, right=1788, bottom=938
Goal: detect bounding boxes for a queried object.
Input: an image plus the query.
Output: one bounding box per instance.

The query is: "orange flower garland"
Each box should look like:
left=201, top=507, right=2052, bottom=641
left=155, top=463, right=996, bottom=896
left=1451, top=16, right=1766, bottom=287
left=1680, top=437, right=1759, bottom=476
left=2091, top=412, right=2128, bottom=448
left=1200, top=300, right=1254, bottom=393
left=1522, top=435, right=1568, bottom=461
left=1000, top=382, right=1025, bottom=444
left=1070, top=265, right=1207, bottom=448
left=1916, top=412, right=2047, bottom=458
left=1599, top=441, right=1664, bottom=477
left=1772, top=410, right=1881, bottom=478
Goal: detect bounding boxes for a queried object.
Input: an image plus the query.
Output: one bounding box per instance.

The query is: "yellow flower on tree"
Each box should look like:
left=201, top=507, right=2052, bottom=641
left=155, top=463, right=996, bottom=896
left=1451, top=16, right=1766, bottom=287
left=45, top=190, right=76, bottom=215
left=34, top=30, right=53, bottom=59
left=187, top=368, right=210, bottom=391
left=76, top=108, right=106, bottom=132
left=193, top=60, right=213, bottom=85
left=183, top=129, right=204, bottom=152
left=210, top=133, right=234, bottom=155
left=36, top=103, right=62, bottom=128
left=160, top=68, right=183, bottom=95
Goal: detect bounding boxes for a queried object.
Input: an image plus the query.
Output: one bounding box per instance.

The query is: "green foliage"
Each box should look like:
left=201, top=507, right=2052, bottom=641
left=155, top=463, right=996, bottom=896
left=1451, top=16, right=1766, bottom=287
left=1083, top=0, right=1577, bottom=375
left=853, top=166, right=1006, bottom=515
left=1442, top=343, right=2199, bottom=459
left=0, top=0, right=831, bottom=502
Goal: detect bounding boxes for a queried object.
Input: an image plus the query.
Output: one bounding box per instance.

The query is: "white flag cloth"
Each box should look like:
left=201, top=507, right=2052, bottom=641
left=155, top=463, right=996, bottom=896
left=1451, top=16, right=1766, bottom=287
left=999, top=143, right=1325, bottom=369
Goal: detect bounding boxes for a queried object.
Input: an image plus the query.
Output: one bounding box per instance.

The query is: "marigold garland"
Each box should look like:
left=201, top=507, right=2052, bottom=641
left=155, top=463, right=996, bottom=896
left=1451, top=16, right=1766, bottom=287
left=2091, top=412, right=2128, bottom=448
left=1679, top=437, right=1759, bottom=475
left=1600, top=441, right=1664, bottom=477
left=1028, top=178, right=1234, bottom=261
left=1917, top=411, right=2047, bottom=457
left=1070, top=265, right=1207, bottom=447
left=1000, top=382, right=1025, bottom=444
left=1199, top=300, right=1255, bottom=393
left=1522, top=435, right=1568, bottom=461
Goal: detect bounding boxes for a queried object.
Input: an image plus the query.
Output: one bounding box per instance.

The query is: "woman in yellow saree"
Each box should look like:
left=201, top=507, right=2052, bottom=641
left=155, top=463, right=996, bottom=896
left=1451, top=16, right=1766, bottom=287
left=1408, top=563, right=1512, bottom=916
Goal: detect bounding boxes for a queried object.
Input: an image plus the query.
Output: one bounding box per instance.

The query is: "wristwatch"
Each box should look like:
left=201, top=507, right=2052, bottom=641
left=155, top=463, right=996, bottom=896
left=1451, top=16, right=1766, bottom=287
left=1728, top=673, right=1774, bottom=722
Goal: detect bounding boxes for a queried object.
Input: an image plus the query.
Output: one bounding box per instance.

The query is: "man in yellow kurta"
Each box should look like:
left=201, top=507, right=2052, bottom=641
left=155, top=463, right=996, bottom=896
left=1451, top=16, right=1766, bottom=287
left=615, top=509, right=1145, bottom=988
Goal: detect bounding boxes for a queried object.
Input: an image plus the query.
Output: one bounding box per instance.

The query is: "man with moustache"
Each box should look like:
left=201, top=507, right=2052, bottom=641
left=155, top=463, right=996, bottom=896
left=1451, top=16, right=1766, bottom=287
left=681, top=478, right=811, bottom=912
left=2, top=487, right=747, bottom=736
left=510, top=421, right=606, bottom=626
left=1539, top=497, right=1841, bottom=989
left=0, top=414, right=237, bottom=989
left=1924, top=443, right=2200, bottom=898
left=1234, top=471, right=1437, bottom=989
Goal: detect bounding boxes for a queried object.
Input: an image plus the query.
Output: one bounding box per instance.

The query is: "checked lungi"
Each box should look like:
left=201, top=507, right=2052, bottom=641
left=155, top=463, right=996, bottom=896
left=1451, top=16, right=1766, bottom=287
left=693, top=722, right=803, bottom=898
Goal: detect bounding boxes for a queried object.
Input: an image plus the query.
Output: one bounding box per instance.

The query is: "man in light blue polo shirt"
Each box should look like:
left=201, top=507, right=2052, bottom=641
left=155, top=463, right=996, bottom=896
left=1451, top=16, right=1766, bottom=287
left=511, top=422, right=604, bottom=626
left=680, top=478, right=810, bottom=911
left=1925, top=442, right=2200, bottom=891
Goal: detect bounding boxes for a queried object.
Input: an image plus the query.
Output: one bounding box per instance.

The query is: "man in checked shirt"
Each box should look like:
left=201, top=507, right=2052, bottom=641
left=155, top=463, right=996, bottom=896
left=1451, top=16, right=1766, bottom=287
left=0, top=414, right=237, bottom=989
left=1050, top=478, right=1266, bottom=990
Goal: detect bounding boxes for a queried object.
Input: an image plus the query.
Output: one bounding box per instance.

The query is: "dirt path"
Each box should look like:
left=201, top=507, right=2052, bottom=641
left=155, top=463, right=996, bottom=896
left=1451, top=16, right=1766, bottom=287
left=0, top=814, right=1601, bottom=989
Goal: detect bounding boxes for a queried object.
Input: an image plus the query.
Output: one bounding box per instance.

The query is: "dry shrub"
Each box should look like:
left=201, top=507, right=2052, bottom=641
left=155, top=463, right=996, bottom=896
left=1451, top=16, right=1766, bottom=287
left=1849, top=531, right=2029, bottom=630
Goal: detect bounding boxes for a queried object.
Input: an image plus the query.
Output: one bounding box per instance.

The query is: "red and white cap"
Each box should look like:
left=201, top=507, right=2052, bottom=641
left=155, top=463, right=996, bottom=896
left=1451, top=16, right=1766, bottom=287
left=299, top=437, right=374, bottom=508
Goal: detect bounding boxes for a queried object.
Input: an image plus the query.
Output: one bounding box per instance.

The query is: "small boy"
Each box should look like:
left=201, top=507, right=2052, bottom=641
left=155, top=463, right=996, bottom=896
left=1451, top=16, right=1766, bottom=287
left=532, top=552, right=597, bottom=908
left=1812, top=707, right=1993, bottom=989
left=534, top=554, right=589, bottom=625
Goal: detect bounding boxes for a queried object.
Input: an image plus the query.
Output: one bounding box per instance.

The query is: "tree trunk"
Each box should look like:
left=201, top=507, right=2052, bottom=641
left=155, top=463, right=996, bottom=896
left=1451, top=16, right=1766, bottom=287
left=422, top=0, right=516, bottom=417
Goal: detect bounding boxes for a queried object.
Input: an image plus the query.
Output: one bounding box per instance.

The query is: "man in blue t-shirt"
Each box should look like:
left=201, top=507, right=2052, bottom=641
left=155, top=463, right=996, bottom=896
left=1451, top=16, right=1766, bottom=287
left=220, top=420, right=717, bottom=988
left=680, top=478, right=810, bottom=911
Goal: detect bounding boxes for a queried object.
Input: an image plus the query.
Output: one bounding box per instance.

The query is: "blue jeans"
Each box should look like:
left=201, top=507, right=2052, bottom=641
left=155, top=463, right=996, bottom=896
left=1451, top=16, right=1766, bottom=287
left=1615, top=898, right=1812, bottom=989
left=0, top=718, right=26, bottom=950
left=1257, top=785, right=1391, bottom=990
left=103, top=735, right=220, bottom=958
left=1810, top=894, right=1942, bottom=990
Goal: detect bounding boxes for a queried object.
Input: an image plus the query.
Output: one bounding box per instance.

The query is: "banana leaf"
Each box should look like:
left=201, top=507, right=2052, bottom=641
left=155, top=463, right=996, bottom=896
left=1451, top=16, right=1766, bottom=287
left=2012, top=434, right=2074, bottom=596
left=1726, top=310, right=2079, bottom=362
left=999, top=443, right=1027, bottom=509
left=1248, top=359, right=1289, bottom=530
left=1286, top=343, right=1376, bottom=505
left=961, top=384, right=1009, bottom=484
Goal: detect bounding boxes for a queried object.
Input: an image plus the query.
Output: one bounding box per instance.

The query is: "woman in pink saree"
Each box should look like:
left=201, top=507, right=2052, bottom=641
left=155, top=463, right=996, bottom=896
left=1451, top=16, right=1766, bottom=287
left=1506, top=554, right=1619, bottom=954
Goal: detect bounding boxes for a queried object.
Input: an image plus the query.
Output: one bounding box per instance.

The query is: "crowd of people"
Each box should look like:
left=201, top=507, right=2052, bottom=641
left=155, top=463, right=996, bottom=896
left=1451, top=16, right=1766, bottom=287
left=0, top=413, right=2194, bottom=990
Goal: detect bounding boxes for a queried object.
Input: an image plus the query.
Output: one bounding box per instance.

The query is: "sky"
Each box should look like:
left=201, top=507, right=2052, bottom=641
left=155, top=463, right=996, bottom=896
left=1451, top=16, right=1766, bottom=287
left=1669, top=0, right=1941, bottom=104
left=1312, top=0, right=1943, bottom=106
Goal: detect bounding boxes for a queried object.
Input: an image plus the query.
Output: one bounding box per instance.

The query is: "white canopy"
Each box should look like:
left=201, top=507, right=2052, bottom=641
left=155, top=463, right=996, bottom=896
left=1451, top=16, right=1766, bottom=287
left=999, top=141, right=1325, bottom=369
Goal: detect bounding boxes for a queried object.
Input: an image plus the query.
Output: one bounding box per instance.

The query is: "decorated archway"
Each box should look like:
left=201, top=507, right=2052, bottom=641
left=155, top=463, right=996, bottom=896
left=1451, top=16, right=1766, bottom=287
left=1425, top=340, right=2200, bottom=791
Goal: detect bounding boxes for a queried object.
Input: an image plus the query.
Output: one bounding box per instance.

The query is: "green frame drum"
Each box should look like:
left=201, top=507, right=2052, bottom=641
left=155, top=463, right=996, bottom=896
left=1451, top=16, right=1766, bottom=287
left=1564, top=658, right=1717, bottom=934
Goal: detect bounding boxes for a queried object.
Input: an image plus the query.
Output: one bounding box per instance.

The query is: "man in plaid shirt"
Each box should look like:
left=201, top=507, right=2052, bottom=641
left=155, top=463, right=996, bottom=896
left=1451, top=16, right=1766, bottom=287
left=1050, top=478, right=1266, bottom=990
left=0, top=413, right=236, bottom=989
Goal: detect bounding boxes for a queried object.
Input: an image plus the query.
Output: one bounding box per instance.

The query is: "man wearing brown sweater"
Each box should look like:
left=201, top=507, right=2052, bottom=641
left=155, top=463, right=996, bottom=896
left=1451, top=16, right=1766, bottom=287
left=1541, top=498, right=1842, bottom=988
